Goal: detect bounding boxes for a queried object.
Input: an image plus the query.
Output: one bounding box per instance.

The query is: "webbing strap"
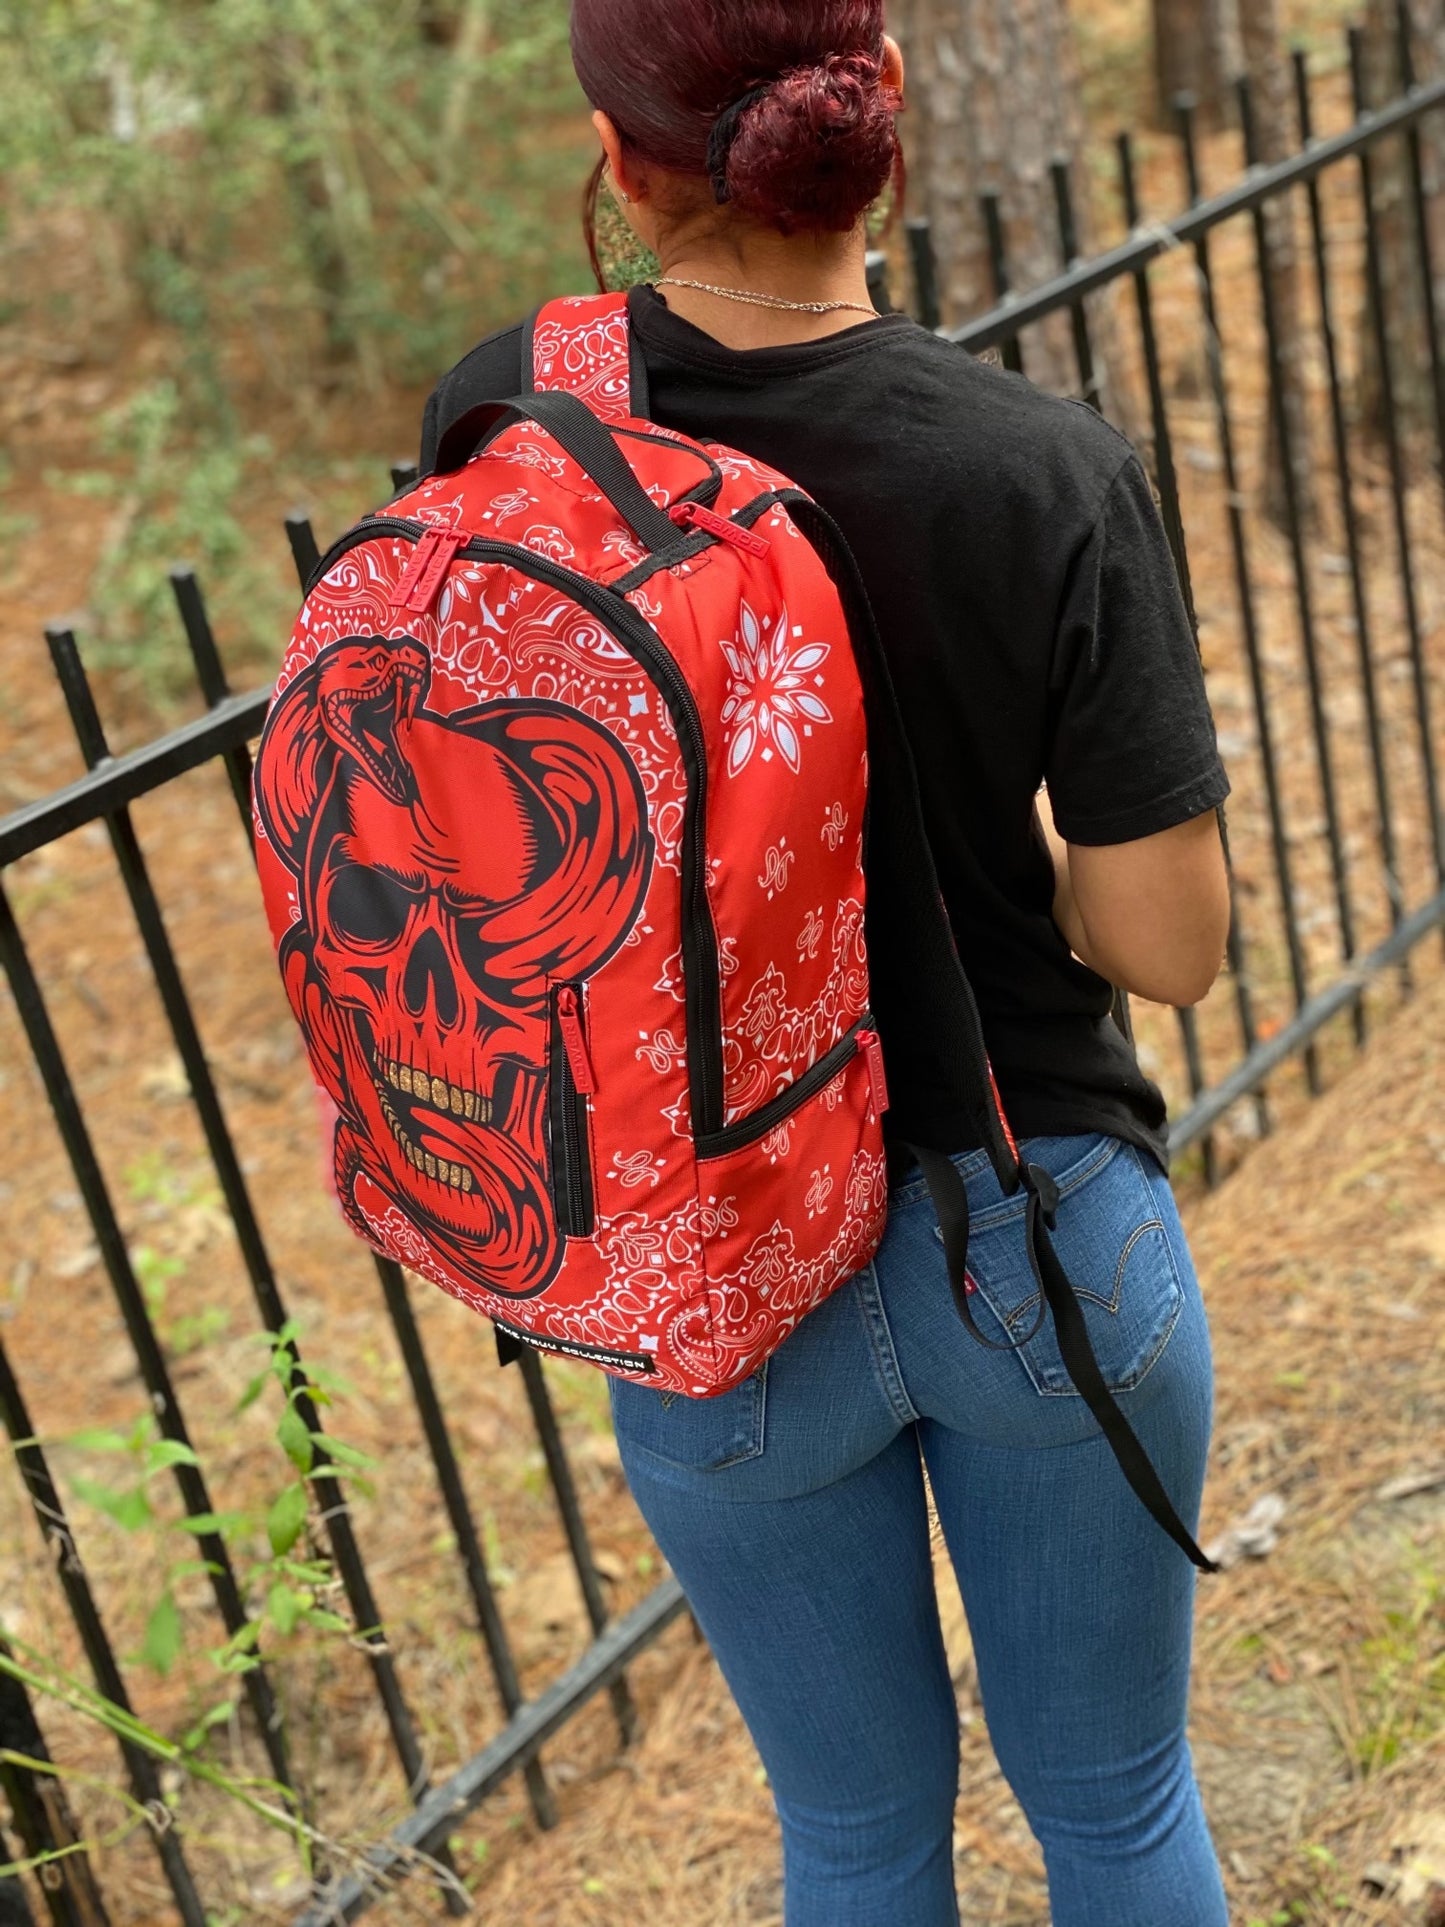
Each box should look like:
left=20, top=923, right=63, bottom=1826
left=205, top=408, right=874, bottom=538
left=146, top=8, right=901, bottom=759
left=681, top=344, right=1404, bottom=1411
left=495, top=1326, right=528, bottom=1370
left=429, top=392, right=679, bottom=553
left=912, top=1145, right=1046, bottom=1351
left=912, top=1143, right=1217, bottom=1574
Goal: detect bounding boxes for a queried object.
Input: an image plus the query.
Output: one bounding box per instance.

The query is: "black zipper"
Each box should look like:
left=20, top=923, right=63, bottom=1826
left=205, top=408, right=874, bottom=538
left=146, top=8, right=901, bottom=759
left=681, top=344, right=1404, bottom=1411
left=307, top=515, right=432, bottom=589
left=696, top=1018, right=872, bottom=1161
left=306, top=517, right=724, bottom=1136
left=550, top=984, right=596, bottom=1237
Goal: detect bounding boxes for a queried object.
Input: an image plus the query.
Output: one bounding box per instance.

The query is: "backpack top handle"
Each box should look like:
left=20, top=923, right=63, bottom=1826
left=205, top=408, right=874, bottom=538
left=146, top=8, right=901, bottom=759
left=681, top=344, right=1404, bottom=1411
left=427, top=391, right=681, bottom=555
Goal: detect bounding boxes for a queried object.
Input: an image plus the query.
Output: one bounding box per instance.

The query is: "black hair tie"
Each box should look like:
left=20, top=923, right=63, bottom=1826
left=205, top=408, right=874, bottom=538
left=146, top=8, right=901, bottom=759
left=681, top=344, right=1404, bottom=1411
left=707, top=82, right=774, bottom=204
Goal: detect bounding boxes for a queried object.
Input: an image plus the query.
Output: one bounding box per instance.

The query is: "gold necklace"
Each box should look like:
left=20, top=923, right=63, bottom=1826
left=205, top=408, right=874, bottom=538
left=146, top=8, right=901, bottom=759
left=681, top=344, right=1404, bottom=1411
left=654, top=276, right=878, bottom=318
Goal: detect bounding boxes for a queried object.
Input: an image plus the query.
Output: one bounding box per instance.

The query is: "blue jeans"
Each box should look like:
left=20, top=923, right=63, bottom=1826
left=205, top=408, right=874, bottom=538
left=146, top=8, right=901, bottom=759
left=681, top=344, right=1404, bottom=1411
left=610, top=1133, right=1227, bottom=1927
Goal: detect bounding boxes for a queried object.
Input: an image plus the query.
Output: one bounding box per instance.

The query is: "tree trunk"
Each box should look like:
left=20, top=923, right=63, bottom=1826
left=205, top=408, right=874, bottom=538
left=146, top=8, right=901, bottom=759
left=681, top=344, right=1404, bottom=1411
left=1358, top=0, right=1445, bottom=461
left=1240, top=0, right=1317, bottom=527
left=438, top=0, right=492, bottom=197
left=1152, top=0, right=1241, bottom=130
left=892, top=0, right=1137, bottom=431
left=263, top=44, right=359, bottom=373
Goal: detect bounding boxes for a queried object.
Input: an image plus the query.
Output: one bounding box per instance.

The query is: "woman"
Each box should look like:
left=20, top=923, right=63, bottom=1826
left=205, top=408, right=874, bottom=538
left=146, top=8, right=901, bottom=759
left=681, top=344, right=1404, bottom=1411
left=421, top=4, right=1233, bottom=1922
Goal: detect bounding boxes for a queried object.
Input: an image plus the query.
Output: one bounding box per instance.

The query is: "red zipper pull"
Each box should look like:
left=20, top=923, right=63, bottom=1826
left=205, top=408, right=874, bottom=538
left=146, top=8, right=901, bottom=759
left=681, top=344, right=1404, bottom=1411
left=391, top=526, right=469, bottom=615
left=668, top=500, right=771, bottom=557
left=857, top=1029, right=890, bottom=1119
left=557, top=987, right=598, bottom=1095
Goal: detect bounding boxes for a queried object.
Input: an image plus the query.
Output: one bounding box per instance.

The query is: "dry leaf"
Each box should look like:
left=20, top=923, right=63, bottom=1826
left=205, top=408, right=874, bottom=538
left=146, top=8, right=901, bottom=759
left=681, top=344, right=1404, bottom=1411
left=1376, top=1468, right=1445, bottom=1504
left=140, top=1053, right=191, bottom=1102
left=1203, top=1492, right=1286, bottom=1570
left=1391, top=1811, right=1445, bottom=1907
left=51, top=1243, right=99, bottom=1280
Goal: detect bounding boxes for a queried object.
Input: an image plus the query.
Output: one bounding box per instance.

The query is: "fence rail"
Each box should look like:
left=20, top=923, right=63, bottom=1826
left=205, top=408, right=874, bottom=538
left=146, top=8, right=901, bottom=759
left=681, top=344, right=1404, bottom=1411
left=2, top=12, right=1445, bottom=1919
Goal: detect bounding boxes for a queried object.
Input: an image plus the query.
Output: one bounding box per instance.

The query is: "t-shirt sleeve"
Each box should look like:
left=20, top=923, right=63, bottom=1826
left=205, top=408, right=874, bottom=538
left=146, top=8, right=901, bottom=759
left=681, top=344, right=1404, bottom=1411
left=1045, top=452, right=1230, bottom=846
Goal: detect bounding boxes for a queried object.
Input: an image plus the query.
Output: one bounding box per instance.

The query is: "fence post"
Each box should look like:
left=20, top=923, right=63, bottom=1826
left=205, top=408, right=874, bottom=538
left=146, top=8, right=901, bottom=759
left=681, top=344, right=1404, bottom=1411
left=1349, top=28, right=1445, bottom=907
left=1049, top=158, right=1100, bottom=410
left=0, top=1655, right=109, bottom=1927
left=905, top=218, right=942, bottom=330
left=865, top=249, right=893, bottom=314
left=979, top=192, right=1024, bottom=372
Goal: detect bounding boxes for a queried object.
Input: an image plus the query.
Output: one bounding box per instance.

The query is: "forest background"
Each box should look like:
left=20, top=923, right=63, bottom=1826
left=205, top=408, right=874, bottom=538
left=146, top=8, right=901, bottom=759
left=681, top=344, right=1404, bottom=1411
left=0, top=0, right=1380, bottom=717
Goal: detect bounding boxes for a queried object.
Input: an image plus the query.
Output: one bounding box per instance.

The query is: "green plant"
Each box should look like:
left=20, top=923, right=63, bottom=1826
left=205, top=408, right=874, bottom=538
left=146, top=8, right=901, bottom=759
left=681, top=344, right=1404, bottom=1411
left=1, top=0, right=588, bottom=396
left=1350, top=1556, right=1445, bottom=1774
left=124, top=1153, right=231, bottom=1354
left=58, top=1321, right=373, bottom=1683
left=0, top=1635, right=465, bottom=1904
left=1244, top=1844, right=1354, bottom=1926
left=50, top=381, right=267, bottom=691
left=62, top=1415, right=212, bottom=1675
left=133, top=1243, right=230, bottom=1357
left=0, top=1322, right=416, bottom=1891
left=548, top=1358, right=614, bottom=1436
left=124, top=1149, right=213, bottom=1212
left=591, top=177, right=659, bottom=294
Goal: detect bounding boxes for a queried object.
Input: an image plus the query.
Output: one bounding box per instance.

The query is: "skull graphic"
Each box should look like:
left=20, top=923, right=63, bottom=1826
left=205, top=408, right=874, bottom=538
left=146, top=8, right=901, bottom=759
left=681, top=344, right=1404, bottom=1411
left=256, top=637, right=653, bottom=1297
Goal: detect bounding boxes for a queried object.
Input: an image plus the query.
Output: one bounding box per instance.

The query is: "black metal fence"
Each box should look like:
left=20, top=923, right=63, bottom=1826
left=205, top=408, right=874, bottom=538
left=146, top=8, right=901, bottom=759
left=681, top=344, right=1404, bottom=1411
left=1, top=14, right=1444, bottom=1922
left=873, top=12, right=1445, bottom=1180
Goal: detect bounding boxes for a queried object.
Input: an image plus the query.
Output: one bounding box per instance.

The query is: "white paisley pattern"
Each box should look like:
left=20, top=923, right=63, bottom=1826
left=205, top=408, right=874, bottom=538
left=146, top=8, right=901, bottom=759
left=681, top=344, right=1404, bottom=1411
left=720, top=602, right=832, bottom=777
left=724, top=898, right=868, bottom=1122
left=531, top=300, right=633, bottom=423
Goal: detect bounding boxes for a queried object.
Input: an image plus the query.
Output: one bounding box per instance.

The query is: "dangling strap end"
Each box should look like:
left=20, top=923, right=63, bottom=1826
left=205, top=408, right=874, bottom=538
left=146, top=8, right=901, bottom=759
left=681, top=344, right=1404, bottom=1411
left=495, top=1325, right=528, bottom=1369
left=1021, top=1191, right=1220, bottom=1575
left=1021, top=1161, right=1060, bottom=1230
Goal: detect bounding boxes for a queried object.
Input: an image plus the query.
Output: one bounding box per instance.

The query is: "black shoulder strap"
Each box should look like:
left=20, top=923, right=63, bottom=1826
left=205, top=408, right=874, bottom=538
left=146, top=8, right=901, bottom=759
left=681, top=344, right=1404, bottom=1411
left=916, top=1146, right=1216, bottom=1572
left=428, top=392, right=678, bottom=553
left=780, top=492, right=1019, bottom=1183
left=625, top=287, right=652, bottom=419
left=783, top=490, right=1217, bottom=1575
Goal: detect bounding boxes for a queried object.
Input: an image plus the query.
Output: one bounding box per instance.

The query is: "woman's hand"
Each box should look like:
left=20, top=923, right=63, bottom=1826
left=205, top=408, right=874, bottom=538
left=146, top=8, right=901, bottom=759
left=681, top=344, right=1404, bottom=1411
left=1039, top=789, right=1230, bottom=1009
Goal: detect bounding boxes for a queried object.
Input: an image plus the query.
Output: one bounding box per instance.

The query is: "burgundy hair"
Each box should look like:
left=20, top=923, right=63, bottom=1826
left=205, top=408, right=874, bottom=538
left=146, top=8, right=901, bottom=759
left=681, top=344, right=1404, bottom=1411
left=573, top=0, right=903, bottom=275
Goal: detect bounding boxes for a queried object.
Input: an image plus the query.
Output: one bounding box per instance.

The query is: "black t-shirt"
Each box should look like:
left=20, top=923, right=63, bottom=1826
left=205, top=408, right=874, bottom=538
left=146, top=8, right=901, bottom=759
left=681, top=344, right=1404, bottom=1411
left=419, top=285, right=1230, bottom=1170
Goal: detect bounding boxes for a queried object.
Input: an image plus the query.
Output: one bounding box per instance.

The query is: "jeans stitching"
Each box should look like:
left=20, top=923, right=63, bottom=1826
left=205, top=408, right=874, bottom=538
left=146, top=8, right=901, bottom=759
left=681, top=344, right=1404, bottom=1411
left=705, top=1359, right=769, bottom=1466
left=952, top=1144, right=1185, bottom=1398
left=1027, top=1151, right=1185, bottom=1397
left=898, top=1135, right=1120, bottom=1223
left=987, top=1214, right=1168, bottom=1333
left=855, top=1263, right=918, bottom=1426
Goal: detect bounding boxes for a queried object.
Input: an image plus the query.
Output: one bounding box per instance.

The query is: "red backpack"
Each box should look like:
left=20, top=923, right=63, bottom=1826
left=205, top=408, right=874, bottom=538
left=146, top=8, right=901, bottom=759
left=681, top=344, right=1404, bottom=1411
left=254, top=292, right=1211, bottom=1570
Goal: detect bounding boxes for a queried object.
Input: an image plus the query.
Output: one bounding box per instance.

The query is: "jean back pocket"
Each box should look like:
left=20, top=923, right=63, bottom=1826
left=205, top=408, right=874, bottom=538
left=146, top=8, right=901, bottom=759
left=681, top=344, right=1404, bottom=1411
left=947, top=1138, right=1185, bottom=1399
left=609, top=1360, right=769, bottom=1471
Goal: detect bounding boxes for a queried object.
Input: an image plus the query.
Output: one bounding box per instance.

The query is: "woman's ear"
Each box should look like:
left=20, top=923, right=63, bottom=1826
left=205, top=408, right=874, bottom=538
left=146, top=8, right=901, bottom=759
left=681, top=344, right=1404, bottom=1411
left=592, top=110, right=645, bottom=205
left=882, top=34, right=904, bottom=94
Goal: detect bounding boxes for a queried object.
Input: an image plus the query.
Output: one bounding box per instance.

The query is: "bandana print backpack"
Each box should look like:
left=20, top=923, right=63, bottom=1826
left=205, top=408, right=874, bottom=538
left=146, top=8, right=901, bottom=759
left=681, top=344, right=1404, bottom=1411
left=253, top=291, right=1213, bottom=1571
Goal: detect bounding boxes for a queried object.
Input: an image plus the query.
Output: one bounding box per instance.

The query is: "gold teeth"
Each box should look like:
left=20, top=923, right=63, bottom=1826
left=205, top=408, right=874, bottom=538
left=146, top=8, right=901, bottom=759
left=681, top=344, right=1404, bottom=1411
left=378, top=1090, right=475, bottom=1193
left=384, top=1060, right=491, bottom=1123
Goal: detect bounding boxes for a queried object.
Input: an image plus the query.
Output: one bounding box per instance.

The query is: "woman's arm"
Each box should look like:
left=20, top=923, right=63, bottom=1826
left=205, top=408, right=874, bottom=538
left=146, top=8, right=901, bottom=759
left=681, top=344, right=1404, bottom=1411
left=1040, top=788, right=1230, bottom=1009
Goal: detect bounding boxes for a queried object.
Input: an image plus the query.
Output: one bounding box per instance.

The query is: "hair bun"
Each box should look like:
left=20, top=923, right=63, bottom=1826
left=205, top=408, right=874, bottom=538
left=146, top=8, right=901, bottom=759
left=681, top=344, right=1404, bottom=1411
left=721, top=50, right=900, bottom=235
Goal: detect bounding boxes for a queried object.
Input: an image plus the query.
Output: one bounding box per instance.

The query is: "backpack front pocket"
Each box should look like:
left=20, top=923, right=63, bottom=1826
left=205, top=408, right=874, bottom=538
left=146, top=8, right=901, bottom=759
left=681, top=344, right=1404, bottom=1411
left=693, top=1027, right=887, bottom=1376
left=550, top=983, right=597, bottom=1238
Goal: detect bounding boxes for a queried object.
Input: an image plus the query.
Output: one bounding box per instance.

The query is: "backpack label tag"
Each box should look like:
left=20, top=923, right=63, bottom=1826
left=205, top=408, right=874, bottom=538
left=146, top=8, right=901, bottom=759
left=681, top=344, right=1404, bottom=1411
left=556, top=986, right=598, bottom=1094
left=858, top=1029, right=890, bottom=1119
left=669, top=500, right=771, bottom=556
left=492, top=1317, right=657, bottom=1374
left=392, top=527, right=469, bottom=615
